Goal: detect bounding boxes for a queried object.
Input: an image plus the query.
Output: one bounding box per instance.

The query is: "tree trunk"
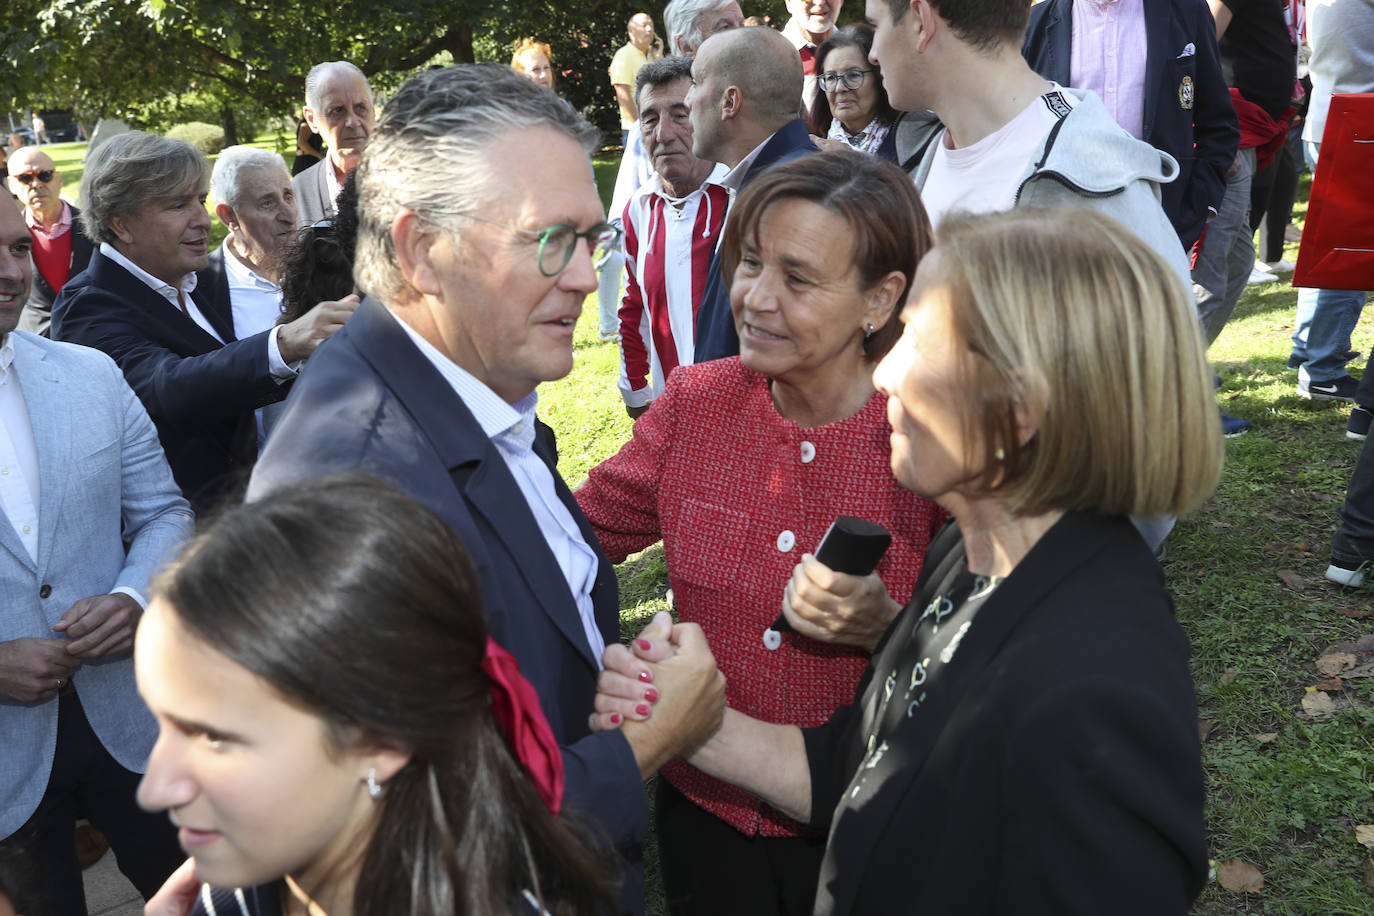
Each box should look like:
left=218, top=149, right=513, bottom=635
left=221, top=104, right=238, bottom=147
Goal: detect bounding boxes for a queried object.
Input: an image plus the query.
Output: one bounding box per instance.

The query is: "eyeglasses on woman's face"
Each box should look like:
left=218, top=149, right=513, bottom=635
left=818, top=68, right=873, bottom=93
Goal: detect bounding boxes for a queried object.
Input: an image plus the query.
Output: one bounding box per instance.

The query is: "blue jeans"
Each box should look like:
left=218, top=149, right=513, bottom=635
left=1291, top=140, right=1368, bottom=383
left=1192, top=147, right=1255, bottom=346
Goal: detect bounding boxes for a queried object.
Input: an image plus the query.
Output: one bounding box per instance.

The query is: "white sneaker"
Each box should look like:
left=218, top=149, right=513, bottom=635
left=1259, top=258, right=1295, bottom=273
left=1246, top=266, right=1279, bottom=285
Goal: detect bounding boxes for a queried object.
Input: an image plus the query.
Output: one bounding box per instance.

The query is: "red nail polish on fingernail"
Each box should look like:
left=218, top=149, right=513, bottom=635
left=644, top=687, right=659, bottom=703
left=610, top=713, right=621, bottom=724
left=635, top=638, right=652, bottom=651
left=637, top=669, right=653, bottom=683
left=636, top=704, right=651, bottom=716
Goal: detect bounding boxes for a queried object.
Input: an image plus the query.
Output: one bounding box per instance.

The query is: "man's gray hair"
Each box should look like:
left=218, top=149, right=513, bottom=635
left=305, top=61, right=371, bottom=112
left=80, top=132, right=208, bottom=245
left=354, top=63, right=600, bottom=303
left=210, top=146, right=288, bottom=211
left=665, top=0, right=733, bottom=55
left=635, top=56, right=694, bottom=107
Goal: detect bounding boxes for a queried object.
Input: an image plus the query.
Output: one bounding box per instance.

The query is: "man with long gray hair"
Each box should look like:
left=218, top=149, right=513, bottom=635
left=248, top=64, right=727, bottom=914
left=51, top=133, right=347, bottom=511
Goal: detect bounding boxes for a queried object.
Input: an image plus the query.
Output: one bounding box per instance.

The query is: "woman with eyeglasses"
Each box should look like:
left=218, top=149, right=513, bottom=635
left=809, top=26, right=898, bottom=162
left=137, top=476, right=617, bottom=916
left=574, top=150, right=945, bottom=916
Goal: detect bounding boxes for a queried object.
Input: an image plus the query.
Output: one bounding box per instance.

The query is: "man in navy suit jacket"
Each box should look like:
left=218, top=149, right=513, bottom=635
left=687, top=25, right=818, bottom=363
left=248, top=65, right=725, bottom=914
left=51, top=133, right=352, bottom=512
left=1022, top=0, right=1239, bottom=251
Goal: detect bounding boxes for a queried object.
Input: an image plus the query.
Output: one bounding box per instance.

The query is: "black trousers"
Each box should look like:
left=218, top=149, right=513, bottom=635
left=0, top=691, right=182, bottom=916
left=656, top=778, right=826, bottom=916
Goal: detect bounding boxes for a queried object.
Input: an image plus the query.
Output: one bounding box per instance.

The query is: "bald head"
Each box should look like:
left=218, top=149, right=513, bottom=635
left=698, top=26, right=803, bottom=125
left=7, top=146, right=63, bottom=225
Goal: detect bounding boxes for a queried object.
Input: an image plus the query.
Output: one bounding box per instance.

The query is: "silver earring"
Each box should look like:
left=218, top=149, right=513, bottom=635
left=864, top=323, right=875, bottom=340
left=366, top=767, right=382, bottom=799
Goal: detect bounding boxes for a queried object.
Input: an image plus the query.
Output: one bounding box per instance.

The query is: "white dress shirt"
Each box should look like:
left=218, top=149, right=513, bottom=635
left=393, top=316, right=607, bottom=666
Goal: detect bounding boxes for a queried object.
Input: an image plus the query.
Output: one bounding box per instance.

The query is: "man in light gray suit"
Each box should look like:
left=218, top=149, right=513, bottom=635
left=292, top=61, right=374, bottom=226
left=0, top=197, right=193, bottom=915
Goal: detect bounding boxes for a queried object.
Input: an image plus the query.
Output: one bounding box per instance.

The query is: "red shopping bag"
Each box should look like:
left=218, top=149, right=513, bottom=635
left=1293, top=93, right=1374, bottom=291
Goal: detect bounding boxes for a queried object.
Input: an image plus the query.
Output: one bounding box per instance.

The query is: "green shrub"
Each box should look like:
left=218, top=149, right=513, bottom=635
left=165, top=121, right=225, bottom=155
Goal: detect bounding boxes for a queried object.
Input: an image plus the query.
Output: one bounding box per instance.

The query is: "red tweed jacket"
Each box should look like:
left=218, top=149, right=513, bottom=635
left=576, top=358, right=945, bottom=836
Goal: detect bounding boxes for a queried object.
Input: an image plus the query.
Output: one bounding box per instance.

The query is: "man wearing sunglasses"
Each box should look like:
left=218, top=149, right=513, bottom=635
left=6, top=148, right=93, bottom=337
left=249, top=65, right=728, bottom=915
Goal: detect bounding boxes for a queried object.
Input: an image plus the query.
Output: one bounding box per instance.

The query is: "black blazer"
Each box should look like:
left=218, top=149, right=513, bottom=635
left=693, top=119, right=818, bottom=363
left=195, top=244, right=233, bottom=321
left=804, top=511, right=1207, bottom=914
left=247, top=298, right=648, bottom=911
left=19, top=203, right=95, bottom=337
left=50, top=249, right=286, bottom=513
left=1023, top=0, right=1240, bottom=249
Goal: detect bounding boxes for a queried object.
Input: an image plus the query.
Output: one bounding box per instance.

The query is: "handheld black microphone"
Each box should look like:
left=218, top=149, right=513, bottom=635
left=763, top=516, right=892, bottom=650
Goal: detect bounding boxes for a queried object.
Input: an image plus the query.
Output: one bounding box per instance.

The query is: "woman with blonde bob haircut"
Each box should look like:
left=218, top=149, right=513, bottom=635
left=595, top=207, right=1223, bottom=913
left=932, top=206, right=1224, bottom=516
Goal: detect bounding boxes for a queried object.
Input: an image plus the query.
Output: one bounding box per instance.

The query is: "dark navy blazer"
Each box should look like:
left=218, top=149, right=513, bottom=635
left=692, top=119, right=819, bottom=363
left=247, top=298, right=648, bottom=911
left=51, top=248, right=283, bottom=513
left=1023, top=0, right=1240, bottom=249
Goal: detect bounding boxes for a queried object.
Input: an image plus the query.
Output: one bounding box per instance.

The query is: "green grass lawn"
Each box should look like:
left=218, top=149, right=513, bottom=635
left=541, top=173, right=1374, bottom=914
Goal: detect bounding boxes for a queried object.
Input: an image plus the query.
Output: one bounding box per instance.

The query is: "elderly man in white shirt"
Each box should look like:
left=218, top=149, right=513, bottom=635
left=200, top=146, right=360, bottom=446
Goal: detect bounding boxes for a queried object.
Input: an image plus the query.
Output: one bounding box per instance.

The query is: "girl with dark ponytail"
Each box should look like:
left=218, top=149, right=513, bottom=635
left=136, top=475, right=616, bottom=916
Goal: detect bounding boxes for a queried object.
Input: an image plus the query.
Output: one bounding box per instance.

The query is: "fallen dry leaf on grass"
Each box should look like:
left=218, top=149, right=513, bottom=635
left=1316, top=652, right=1357, bottom=677
left=1357, top=825, right=1374, bottom=849
left=1336, top=607, right=1372, bottom=619
left=1253, top=733, right=1278, bottom=744
left=1197, top=718, right=1218, bottom=743
left=1301, top=689, right=1338, bottom=718
left=1345, top=661, right=1374, bottom=679
left=1217, top=859, right=1264, bottom=893
left=1314, top=677, right=1345, bottom=692
left=1265, top=541, right=1309, bottom=557
left=1218, top=667, right=1238, bottom=685
left=1277, top=569, right=1307, bottom=591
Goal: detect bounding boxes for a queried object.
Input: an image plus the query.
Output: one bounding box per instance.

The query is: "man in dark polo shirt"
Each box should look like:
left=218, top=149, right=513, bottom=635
left=6, top=147, right=94, bottom=337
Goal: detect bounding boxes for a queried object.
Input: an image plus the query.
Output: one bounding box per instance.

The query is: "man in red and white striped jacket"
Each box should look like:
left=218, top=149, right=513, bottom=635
left=617, top=56, right=729, bottom=417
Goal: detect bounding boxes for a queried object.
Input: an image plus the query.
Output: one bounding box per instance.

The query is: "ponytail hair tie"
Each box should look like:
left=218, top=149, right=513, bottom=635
left=480, top=636, right=565, bottom=814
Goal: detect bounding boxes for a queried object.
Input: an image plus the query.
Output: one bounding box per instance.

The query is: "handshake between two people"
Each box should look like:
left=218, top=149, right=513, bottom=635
left=590, top=559, right=899, bottom=778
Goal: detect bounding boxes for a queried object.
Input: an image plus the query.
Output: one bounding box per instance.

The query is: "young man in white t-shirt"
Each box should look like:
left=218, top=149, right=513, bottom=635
left=866, top=0, right=1185, bottom=285
left=866, top=0, right=1191, bottom=551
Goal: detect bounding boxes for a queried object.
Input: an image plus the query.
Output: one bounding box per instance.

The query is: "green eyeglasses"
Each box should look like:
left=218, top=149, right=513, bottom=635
left=452, top=214, right=622, bottom=276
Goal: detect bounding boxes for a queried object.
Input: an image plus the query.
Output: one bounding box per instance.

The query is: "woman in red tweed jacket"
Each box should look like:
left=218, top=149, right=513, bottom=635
left=576, top=151, right=944, bottom=916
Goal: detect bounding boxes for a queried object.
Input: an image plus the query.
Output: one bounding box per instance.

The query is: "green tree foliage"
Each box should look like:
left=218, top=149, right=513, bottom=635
left=0, top=0, right=724, bottom=142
